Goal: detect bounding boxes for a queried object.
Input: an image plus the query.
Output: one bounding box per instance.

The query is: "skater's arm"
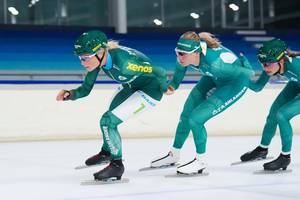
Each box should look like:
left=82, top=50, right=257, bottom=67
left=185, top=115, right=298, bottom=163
left=56, top=67, right=100, bottom=101
left=69, top=67, right=100, bottom=100
left=248, top=71, right=270, bottom=92
left=238, top=53, right=255, bottom=77
left=168, top=63, right=188, bottom=90
left=239, top=53, right=253, bottom=70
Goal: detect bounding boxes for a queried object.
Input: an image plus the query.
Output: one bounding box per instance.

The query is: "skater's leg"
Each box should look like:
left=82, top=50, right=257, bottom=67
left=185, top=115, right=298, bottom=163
left=176, top=99, right=214, bottom=175
left=98, top=85, right=134, bottom=156
left=262, top=82, right=299, bottom=171
left=275, top=84, right=300, bottom=154
left=189, top=80, right=248, bottom=155
left=173, top=77, right=215, bottom=150
left=102, top=90, right=160, bottom=159
left=84, top=86, right=134, bottom=166
left=240, top=98, right=285, bottom=162
left=151, top=77, right=215, bottom=168
left=260, top=82, right=298, bottom=148
left=270, top=92, right=300, bottom=170
left=151, top=77, right=215, bottom=167
left=178, top=80, right=248, bottom=173
left=240, top=83, right=299, bottom=162
left=96, top=90, right=160, bottom=179
left=100, top=111, right=123, bottom=159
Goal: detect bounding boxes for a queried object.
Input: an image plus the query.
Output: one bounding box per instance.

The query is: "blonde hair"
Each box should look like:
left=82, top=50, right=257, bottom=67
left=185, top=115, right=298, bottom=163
left=180, top=31, right=200, bottom=42
left=180, top=31, right=221, bottom=48
left=198, top=32, right=220, bottom=48
left=107, top=40, right=120, bottom=50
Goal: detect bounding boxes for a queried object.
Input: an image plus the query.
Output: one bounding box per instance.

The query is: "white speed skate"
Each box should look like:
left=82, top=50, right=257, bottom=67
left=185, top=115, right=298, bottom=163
left=151, top=147, right=180, bottom=167
left=139, top=148, right=180, bottom=171
left=177, top=154, right=207, bottom=175
left=165, top=155, right=209, bottom=178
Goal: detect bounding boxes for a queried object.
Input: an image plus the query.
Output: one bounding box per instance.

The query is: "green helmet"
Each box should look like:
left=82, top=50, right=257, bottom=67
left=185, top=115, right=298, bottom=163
left=74, top=30, right=108, bottom=56
left=175, top=37, right=201, bottom=54
left=257, top=38, right=287, bottom=63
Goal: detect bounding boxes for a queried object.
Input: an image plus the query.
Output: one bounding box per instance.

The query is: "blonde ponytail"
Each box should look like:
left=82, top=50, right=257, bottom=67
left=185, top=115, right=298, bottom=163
left=198, top=32, right=220, bottom=48
left=107, top=40, right=120, bottom=50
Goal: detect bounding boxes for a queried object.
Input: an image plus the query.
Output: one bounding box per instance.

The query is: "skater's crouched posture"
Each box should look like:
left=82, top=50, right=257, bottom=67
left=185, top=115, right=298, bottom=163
left=56, top=30, right=168, bottom=181
left=240, top=38, right=300, bottom=171
left=151, top=31, right=254, bottom=175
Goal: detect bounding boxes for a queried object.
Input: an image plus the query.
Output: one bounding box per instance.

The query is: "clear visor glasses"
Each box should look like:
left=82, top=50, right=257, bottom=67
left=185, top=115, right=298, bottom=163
left=78, top=53, right=96, bottom=62
left=175, top=49, right=195, bottom=57
left=176, top=51, right=189, bottom=57
left=175, top=46, right=200, bottom=57
left=263, top=62, right=278, bottom=68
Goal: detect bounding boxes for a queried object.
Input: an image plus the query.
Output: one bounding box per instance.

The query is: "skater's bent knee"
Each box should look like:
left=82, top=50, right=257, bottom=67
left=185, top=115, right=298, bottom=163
left=276, top=110, right=288, bottom=123
left=266, top=114, right=277, bottom=124
left=100, top=111, right=121, bottom=127
left=179, top=115, right=189, bottom=123
left=188, top=112, right=207, bottom=127
left=188, top=117, right=203, bottom=128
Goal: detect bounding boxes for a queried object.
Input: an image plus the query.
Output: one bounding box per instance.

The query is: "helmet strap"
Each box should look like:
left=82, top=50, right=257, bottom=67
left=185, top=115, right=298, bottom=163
left=95, top=50, right=106, bottom=67
left=279, top=61, right=285, bottom=75
left=273, top=61, right=284, bottom=75
left=271, top=62, right=280, bottom=76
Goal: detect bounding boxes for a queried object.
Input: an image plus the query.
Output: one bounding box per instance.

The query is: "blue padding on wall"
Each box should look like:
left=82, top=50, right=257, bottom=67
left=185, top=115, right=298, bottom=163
left=0, top=29, right=300, bottom=72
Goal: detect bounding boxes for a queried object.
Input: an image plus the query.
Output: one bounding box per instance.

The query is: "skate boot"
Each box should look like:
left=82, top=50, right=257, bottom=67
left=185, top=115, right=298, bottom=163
left=93, top=159, right=124, bottom=181
left=85, top=149, right=112, bottom=166
left=151, top=147, right=180, bottom=168
left=263, top=154, right=291, bottom=171
left=240, top=146, right=268, bottom=162
left=177, top=154, right=207, bottom=174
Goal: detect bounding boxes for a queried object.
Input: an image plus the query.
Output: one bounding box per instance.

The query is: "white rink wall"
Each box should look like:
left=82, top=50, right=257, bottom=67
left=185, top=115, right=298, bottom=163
left=0, top=84, right=299, bottom=142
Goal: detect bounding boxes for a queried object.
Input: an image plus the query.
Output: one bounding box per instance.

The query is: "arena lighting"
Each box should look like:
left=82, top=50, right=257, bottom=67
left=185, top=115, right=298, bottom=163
left=243, top=0, right=248, bottom=2
left=229, top=3, right=239, bottom=11
left=153, top=19, right=162, bottom=26
left=190, top=12, right=200, bottom=19
left=8, top=7, right=19, bottom=16
left=29, top=0, right=40, bottom=7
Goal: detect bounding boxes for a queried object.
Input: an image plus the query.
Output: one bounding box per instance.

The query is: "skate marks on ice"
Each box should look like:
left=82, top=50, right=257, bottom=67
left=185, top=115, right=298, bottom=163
left=230, top=156, right=274, bottom=166
left=139, top=163, right=179, bottom=172
left=253, top=169, right=292, bottom=175
left=81, top=177, right=130, bottom=185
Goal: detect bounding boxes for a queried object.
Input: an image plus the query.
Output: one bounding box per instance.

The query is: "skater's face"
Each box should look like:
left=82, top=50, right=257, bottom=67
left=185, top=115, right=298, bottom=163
left=176, top=50, right=200, bottom=67
left=262, top=61, right=281, bottom=75
left=79, top=49, right=106, bottom=72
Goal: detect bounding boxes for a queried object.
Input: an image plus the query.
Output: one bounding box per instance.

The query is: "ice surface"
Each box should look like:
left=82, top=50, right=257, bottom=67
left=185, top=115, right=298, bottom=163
left=1, top=135, right=299, bottom=200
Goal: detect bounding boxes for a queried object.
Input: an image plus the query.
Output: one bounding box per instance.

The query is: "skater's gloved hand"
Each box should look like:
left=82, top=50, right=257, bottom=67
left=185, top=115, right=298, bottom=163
left=56, top=89, right=72, bottom=101
left=165, top=86, right=175, bottom=95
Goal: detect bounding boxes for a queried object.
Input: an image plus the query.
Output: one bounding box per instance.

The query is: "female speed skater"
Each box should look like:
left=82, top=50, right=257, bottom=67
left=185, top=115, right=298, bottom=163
left=240, top=38, right=300, bottom=171
left=56, top=30, right=168, bottom=181
left=150, top=31, right=254, bottom=175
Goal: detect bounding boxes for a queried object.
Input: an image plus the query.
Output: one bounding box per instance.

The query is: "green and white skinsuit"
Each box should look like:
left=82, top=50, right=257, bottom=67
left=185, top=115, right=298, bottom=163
left=250, top=56, right=300, bottom=154
left=68, top=46, right=168, bottom=160
left=170, top=42, right=254, bottom=156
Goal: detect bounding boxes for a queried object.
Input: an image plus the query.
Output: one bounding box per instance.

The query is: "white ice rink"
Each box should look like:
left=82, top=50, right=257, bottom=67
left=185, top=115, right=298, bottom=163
left=1, top=135, right=300, bottom=200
